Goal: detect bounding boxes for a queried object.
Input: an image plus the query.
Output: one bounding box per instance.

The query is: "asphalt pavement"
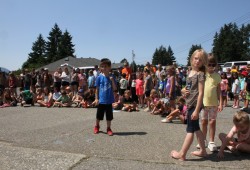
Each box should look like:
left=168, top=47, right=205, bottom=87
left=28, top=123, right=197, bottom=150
left=0, top=101, right=249, bottom=170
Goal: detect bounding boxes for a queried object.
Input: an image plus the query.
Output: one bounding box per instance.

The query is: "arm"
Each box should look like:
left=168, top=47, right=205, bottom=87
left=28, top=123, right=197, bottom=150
left=217, top=83, right=223, bottom=112
left=169, top=76, right=175, bottom=98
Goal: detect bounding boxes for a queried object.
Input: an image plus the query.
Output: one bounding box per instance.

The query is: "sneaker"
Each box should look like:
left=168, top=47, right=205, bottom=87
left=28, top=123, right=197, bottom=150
left=94, top=126, right=99, bottom=134
left=196, top=140, right=208, bottom=149
left=161, top=118, right=173, bottom=123
left=208, top=142, right=218, bottom=152
left=107, top=128, right=113, bottom=136
left=240, top=107, right=247, bottom=111
left=144, top=107, right=150, bottom=112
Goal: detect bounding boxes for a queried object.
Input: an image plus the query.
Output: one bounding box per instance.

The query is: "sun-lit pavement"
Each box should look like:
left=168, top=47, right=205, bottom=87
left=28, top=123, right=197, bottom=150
left=0, top=102, right=249, bottom=170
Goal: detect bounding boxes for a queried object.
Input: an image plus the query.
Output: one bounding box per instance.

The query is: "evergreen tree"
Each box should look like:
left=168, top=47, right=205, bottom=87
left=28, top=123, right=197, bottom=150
left=212, top=23, right=250, bottom=62
left=22, top=34, right=46, bottom=69
left=58, top=30, right=75, bottom=58
left=187, top=44, right=202, bottom=66
left=130, top=60, right=137, bottom=73
left=152, top=45, right=175, bottom=66
left=167, top=46, right=176, bottom=64
left=120, top=58, right=128, bottom=64
left=45, top=23, right=62, bottom=63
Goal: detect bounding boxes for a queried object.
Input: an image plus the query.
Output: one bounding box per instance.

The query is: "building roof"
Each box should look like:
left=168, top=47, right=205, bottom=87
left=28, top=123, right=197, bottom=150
left=38, top=56, right=101, bottom=71
left=38, top=56, right=123, bottom=72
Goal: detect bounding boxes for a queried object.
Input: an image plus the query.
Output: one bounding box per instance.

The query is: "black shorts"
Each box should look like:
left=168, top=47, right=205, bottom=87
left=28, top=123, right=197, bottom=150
left=61, top=81, right=70, bottom=87
left=119, top=89, right=126, bottom=96
left=25, top=98, right=33, bottom=105
left=96, top=104, right=113, bottom=121
left=186, top=107, right=200, bottom=133
left=71, top=81, right=79, bottom=86
left=145, top=90, right=150, bottom=97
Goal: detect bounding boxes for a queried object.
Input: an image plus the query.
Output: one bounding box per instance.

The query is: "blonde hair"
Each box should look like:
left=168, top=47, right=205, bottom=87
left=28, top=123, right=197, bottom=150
left=233, top=111, right=250, bottom=125
left=190, top=49, right=208, bottom=72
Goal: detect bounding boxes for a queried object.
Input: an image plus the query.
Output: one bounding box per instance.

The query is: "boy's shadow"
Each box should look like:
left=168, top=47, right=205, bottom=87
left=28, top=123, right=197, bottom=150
left=97, top=131, right=147, bottom=136
left=114, top=132, right=147, bottom=136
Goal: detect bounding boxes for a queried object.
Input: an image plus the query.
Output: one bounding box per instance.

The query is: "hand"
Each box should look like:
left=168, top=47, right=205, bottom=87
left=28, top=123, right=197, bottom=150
left=110, top=77, right=114, bottom=81
left=92, top=99, right=99, bottom=106
left=218, top=105, right=223, bottom=112
left=191, top=111, right=199, bottom=120
left=217, top=151, right=224, bottom=159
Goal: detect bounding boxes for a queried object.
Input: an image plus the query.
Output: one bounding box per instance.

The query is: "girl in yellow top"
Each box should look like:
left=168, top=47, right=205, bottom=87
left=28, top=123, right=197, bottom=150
left=199, top=54, right=223, bottom=152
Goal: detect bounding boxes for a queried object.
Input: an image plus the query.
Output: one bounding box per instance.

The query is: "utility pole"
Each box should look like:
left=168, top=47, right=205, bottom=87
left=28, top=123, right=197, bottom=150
left=132, top=50, right=135, bottom=72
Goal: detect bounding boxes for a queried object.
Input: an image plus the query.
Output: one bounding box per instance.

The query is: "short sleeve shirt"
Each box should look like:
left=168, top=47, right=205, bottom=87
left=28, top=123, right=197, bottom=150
left=203, top=72, right=221, bottom=106
left=95, top=74, right=114, bottom=104
left=185, top=72, right=205, bottom=109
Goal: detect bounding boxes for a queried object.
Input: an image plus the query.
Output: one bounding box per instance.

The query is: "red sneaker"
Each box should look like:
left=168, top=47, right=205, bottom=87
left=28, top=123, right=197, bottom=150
left=107, top=128, right=113, bottom=136
left=94, top=126, right=99, bottom=134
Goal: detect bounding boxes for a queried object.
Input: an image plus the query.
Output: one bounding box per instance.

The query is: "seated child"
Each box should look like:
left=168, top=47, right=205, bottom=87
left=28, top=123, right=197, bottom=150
left=217, top=111, right=250, bottom=158
left=72, top=88, right=84, bottom=107
left=65, top=86, right=74, bottom=100
left=151, top=100, right=165, bottom=115
left=149, top=89, right=160, bottom=112
left=36, top=87, right=52, bottom=107
left=122, top=90, right=138, bottom=112
left=0, top=88, right=17, bottom=108
left=53, top=90, right=72, bottom=107
left=81, top=88, right=96, bottom=108
left=161, top=97, right=187, bottom=123
left=52, top=86, right=61, bottom=103
left=112, top=90, right=123, bottom=110
left=19, top=87, right=35, bottom=106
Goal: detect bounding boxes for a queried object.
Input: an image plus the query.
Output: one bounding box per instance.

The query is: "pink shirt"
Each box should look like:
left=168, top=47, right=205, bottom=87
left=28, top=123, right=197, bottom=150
left=229, top=125, right=250, bottom=143
left=220, top=79, right=228, bottom=91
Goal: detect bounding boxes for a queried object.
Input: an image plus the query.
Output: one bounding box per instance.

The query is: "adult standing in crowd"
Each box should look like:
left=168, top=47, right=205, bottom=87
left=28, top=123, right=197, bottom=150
left=53, top=67, right=62, bottom=89
left=93, top=65, right=100, bottom=78
left=61, top=67, right=70, bottom=90
left=122, top=62, right=132, bottom=89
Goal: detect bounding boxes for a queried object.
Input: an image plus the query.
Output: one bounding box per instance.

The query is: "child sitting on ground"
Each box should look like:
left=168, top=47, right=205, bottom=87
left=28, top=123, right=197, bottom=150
left=53, top=90, right=72, bottom=107
left=122, top=90, right=138, bottom=112
left=151, top=100, right=165, bottom=115
left=161, top=97, right=187, bottom=123
left=82, top=88, right=96, bottom=108
left=217, top=111, right=250, bottom=158
left=149, top=89, right=160, bottom=112
left=112, top=90, right=123, bottom=110
left=52, top=86, right=61, bottom=104
left=72, top=89, right=84, bottom=107
left=0, top=88, right=17, bottom=108
left=19, top=87, right=35, bottom=106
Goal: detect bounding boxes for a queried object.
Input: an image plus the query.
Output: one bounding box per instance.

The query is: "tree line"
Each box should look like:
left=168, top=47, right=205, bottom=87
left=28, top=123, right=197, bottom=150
left=23, top=22, right=250, bottom=70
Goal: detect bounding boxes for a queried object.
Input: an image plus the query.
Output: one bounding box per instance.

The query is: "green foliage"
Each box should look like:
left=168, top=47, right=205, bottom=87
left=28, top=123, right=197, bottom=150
left=187, top=44, right=202, bottom=66
left=212, top=23, right=250, bottom=62
left=152, top=45, right=175, bottom=66
left=22, top=34, right=46, bottom=69
left=22, top=23, right=76, bottom=69
left=120, top=58, right=128, bottom=64
left=58, top=30, right=75, bottom=58
left=130, top=60, right=137, bottom=72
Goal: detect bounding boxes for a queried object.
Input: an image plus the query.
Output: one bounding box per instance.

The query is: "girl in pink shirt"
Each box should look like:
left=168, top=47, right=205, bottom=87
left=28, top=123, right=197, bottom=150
left=220, top=72, right=228, bottom=107
left=135, top=73, right=144, bottom=108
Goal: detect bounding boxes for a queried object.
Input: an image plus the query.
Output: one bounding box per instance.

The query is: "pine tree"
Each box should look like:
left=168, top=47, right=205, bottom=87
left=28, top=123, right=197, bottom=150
left=45, top=23, right=62, bottom=63
left=58, top=30, right=75, bottom=58
left=22, top=34, right=46, bottom=69
left=152, top=45, right=175, bottom=66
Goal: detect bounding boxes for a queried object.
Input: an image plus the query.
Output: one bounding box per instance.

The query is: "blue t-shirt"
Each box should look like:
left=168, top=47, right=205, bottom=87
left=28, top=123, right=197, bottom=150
left=95, top=74, right=114, bottom=104
left=88, top=75, right=95, bottom=88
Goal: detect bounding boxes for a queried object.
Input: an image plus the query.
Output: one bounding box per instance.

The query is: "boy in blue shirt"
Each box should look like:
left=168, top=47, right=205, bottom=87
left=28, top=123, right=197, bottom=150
left=93, top=58, right=117, bottom=136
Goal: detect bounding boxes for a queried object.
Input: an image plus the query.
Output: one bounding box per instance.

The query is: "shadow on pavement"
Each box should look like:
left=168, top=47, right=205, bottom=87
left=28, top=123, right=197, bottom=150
left=114, top=132, right=147, bottom=136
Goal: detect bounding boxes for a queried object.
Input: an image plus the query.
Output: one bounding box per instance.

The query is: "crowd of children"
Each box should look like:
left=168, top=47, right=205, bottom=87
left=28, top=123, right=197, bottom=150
left=0, top=50, right=250, bottom=159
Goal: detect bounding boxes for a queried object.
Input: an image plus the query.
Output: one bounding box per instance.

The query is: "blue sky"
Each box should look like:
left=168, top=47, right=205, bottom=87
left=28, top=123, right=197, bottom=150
left=1, top=0, right=250, bottom=71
